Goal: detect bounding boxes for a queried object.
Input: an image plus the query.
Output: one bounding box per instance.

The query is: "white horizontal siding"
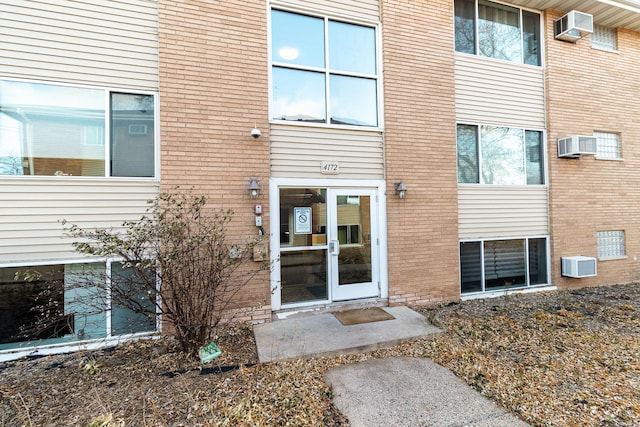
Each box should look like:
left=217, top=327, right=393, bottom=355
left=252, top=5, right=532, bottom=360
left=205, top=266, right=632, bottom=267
left=455, top=54, right=545, bottom=129
left=271, top=0, right=379, bottom=23
left=0, top=0, right=158, bottom=91
left=270, top=124, right=384, bottom=179
left=458, top=185, right=548, bottom=239
left=0, top=178, right=159, bottom=264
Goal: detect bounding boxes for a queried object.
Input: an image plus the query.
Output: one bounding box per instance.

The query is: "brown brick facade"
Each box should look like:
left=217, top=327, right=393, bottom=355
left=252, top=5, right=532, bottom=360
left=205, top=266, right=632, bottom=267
left=545, top=10, right=640, bottom=288
left=159, top=0, right=272, bottom=316
left=382, top=0, right=460, bottom=305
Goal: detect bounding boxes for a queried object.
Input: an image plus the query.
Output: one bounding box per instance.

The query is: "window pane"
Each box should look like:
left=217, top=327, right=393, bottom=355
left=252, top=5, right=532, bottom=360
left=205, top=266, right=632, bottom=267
left=110, top=262, right=156, bottom=335
left=111, top=93, right=155, bottom=177
left=460, top=241, right=482, bottom=293
left=457, top=124, right=479, bottom=183
left=272, top=67, right=326, bottom=122
left=481, top=126, right=524, bottom=184
left=478, top=0, right=522, bottom=63
left=281, top=250, right=328, bottom=304
left=484, top=239, right=526, bottom=290
left=279, top=188, right=327, bottom=247
left=0, top=263, right=106, bottom=350
left=0, top=80, right=105, bottom=176
left=271, top=10, right=325, bottom=68
left=523, top=11, right=541, bottom=66
left=528, top=238, right=547, bottom=285
left=455, top=0, right=476, bottom=54
left=330, top=75, right=377, bottom=127
left=525, top=130, right=544, bottom=184
left=329, top=20, right=376, bottom=74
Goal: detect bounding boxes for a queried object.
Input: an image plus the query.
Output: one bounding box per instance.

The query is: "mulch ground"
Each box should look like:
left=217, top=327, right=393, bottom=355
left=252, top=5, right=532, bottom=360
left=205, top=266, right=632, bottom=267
left=1, top=283, right=639, bottom=426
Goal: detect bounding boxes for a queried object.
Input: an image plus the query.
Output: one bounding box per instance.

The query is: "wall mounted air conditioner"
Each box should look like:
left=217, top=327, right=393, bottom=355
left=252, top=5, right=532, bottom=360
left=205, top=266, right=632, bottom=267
left=561, top=256, right=597, bottom=278
left=554, top=11, right=594, bottom=42
left=557, top=135, right=597, bottom=158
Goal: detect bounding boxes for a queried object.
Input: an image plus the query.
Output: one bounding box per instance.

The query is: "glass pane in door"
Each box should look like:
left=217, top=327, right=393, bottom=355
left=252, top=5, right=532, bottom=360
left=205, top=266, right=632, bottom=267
left=337, top=195, right=372, bottom=285
left=279, top=188, right=328, bottom=304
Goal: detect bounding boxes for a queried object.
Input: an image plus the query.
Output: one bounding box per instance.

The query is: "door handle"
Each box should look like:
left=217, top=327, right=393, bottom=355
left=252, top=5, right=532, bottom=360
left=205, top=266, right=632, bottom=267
left=330, top=240, right=340, bottom=256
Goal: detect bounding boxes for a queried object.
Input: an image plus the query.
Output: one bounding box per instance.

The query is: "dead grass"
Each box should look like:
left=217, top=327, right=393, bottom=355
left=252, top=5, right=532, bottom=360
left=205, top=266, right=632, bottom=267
left=1, top=284, right=639, bottom=426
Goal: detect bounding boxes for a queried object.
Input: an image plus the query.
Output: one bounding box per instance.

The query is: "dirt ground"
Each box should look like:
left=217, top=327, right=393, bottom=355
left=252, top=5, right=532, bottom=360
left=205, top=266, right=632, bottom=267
left=1, top=283, right=639, bottom=426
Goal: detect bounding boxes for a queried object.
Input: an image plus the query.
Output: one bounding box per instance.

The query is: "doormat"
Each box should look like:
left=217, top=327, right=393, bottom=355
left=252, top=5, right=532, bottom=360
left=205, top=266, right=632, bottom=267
left=333, top=307, right=395, bottom=326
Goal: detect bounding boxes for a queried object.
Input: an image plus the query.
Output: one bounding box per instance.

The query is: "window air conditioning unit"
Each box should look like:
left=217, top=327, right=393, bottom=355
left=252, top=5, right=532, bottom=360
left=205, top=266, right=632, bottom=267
left=561, top=256, right=597, bottom=278
left=128, top=124, right=148, bottom=136
left=557, top=135, right=597, bottom=158
left=554, top=11, right=593, bottom=42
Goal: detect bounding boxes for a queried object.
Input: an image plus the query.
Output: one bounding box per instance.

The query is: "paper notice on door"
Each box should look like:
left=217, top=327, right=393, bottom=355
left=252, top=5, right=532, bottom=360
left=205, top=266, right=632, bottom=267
left=294, top=207, right=312, bottom=234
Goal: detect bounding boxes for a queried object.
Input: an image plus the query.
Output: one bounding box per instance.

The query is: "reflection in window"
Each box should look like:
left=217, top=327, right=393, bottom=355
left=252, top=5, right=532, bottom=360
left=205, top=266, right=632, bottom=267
left=111, top=93, right=155, bottom=177
left=457, top=124, right=544, bottom=185
left=0, top=79, right=156, bottom=177
left=460, top=238, right=548, bottom=293
left=455, top=0, right=541, bottom=66
left=0, top=262, right=158, bottom=350
left=271, top=9, right=378, bottom=127
left=110, top=262, right=156, bottom=335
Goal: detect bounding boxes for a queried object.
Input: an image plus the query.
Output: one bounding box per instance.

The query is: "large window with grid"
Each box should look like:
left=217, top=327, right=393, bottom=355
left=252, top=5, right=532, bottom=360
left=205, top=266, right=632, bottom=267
left=594, top=132, right=621, bottom=159
left=591, top=25, right=617, bottom=51
left=270, top=9, right=379, bottom=127
left=597, top=231, right=625, bottom=260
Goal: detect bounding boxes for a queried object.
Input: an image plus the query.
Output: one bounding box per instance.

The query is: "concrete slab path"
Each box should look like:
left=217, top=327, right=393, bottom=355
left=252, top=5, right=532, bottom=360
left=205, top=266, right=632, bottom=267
left=253, top=306, right=441, bottom=362
left=325, top=357, right=531, bottom=427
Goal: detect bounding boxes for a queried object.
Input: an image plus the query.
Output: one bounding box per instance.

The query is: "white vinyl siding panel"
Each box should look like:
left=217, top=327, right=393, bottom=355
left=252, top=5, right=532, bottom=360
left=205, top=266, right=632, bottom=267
left=270, top=124, right=384, bottom=179
left=270, top=0, right=379, bottom=22
left=0, top=179, right=159, bottom=264
left=455, top=54, right=545, bottom=129
left=458, top=185, right=548, bottom=239
left=0, top=0, right=158, bottom=91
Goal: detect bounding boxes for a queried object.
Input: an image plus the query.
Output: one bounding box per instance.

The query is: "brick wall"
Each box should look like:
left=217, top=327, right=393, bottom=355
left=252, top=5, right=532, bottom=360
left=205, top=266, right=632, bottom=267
left=546, top=10, right=640, bottom=288
left=159, top=0, right=271, bottom=315
left=382, top=0, right=460, bottom=305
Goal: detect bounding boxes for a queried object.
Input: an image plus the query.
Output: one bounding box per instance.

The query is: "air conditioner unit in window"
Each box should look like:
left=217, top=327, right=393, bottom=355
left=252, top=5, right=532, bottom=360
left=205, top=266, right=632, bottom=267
left=557, top=135, right=597, bottom=158
left=554, top=11, right=593, bottom=42
left=561, top=256, right=597, bottom=278
left=128, top=124, right=148, bottom=136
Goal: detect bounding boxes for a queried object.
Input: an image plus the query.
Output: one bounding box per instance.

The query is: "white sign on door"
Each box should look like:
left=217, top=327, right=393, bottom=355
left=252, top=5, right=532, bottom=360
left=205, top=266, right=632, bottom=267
left=294, top=207, right=312, bottom=234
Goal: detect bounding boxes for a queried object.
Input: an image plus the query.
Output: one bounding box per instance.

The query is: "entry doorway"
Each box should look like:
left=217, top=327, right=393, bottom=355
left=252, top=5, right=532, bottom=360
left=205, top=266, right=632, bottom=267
left=272, top=182, right=384, bottom=309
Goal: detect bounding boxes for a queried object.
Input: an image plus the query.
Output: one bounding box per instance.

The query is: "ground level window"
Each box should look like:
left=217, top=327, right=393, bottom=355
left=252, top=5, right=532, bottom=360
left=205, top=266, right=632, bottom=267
left=460, top=237, right=548, bottom=294
left=0, top=262, right=157, bottom=351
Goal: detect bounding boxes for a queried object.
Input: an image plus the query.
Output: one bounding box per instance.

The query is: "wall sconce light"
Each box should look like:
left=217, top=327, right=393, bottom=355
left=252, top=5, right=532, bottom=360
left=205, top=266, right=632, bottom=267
left=248, top=178, right=261, bottom=199
left=395, top=181, right=407, bottom=199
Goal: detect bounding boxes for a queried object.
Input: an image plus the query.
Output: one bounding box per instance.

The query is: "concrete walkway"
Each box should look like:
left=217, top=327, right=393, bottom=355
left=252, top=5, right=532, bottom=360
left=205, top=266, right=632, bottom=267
left=253, top=306, right=531, bottom=426
left=253, top=306, right=440, bottom=362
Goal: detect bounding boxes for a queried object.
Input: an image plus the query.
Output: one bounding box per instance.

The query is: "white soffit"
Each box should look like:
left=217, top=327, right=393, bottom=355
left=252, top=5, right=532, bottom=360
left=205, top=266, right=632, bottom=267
left=509, top=0, right=640, bottom=32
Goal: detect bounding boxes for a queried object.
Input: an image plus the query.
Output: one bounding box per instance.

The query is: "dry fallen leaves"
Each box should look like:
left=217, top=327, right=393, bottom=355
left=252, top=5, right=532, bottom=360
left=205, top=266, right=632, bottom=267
left=1, top=284, right=638, bottom=426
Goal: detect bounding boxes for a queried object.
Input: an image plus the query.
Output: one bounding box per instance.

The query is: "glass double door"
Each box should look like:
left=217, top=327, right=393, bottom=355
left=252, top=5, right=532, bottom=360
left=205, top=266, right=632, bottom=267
left=279, top=187, right=378, bottom=304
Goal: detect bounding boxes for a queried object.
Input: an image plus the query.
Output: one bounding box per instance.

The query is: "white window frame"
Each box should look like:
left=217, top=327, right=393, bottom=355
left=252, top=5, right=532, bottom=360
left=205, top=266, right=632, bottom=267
left=597, top=231, right=626, bottom=260
left=268, top=8, right=384, bottom=131
left=0, top=77, right=159, bottom=180
left=0, top=258, right=161, bottom=362
left=460, top=236, right=551, bottom=297
left=454, top=0, right=544, bottom=67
